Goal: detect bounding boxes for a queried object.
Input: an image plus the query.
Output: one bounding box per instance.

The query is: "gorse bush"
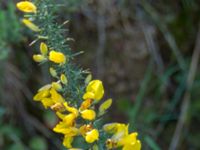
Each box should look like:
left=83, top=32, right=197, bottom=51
left=16, top=0, right=141, bottom=149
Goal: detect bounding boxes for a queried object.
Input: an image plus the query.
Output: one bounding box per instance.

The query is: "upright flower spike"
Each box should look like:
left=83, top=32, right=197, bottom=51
left=16, top=1, right=37, bottom=13
left=16, top=0, right=141, bottom=149
left=49, top=51, right=66, bottom=64
left=22, top=19, right=40, bottom=32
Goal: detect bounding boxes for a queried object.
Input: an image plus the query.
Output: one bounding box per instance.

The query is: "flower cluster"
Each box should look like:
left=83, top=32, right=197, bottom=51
left=16, top=1, right=141, bottom=149
left=104, top=123, right=141, bottom=150
left=32, top=42, right=66, bottom=64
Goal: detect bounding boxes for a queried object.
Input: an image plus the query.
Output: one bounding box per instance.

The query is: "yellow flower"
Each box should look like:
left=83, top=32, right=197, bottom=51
left=50, top=88, right=65, bottom=104
left=103, top=123, right=128, bottom=136
left=41, top=98, right=54, bottom=109
left=33, top=89, right=53, bottom=109
left=33, top=54, right=46, bottom=62
left=60, top=74, right=68, bottom=85
left=40, top=42, right=48, bottom=55
left=104, top=123, right=141, bottom=150
left=49, top=67, right=57, bottom=77
left=22, top=19, right=40, bottom=32
left=85, top=129, right=99, bottom=143
left=51, top=103, right=65, bottom=112
left=83, top=80, right=104, bottom=101
left=63, top=102, right=79, bottom=117
left=33, top=89, right=50, bottom=101
left=49, top=51, right=66, bottom=64
left=81, top=109, right=96, bottom=121
left=64, top=114, right=77, bottom=126
left=121, top=134, right=141, bottom=150
left=122, top=140, right=141, bottom=150
left=33, top=86, right=65, bottom=109
left=63, top=136, right=74, bottom=148
left=79, top=99, right=92, bottom=111
left=16, top=1, right=37, bottom=13
left=79, top=124, right=93, bottom=136
left=55, top=125, right=78, bottom=135
left=118, top=132, right=138, bottom=146
left=98, top=98, right=112, bottom=116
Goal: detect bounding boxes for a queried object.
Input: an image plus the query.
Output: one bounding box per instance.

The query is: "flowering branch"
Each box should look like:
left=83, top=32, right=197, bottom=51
left=16, top=0, right=141, bottom=149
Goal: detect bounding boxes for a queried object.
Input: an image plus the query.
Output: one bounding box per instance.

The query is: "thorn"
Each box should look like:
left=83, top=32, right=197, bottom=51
left=66, top=38, right=75, bottom=42
left=63, top=20, right=69, bottom=25
left=29, top=39, right=39, bottom=46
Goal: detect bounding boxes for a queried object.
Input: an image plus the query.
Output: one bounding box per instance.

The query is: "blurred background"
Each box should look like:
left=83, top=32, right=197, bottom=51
left=1, top=0, right=200, bottom=149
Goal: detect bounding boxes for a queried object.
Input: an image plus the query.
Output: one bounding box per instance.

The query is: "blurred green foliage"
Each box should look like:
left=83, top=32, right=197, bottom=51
left=0, top=1, right=22, bottom=47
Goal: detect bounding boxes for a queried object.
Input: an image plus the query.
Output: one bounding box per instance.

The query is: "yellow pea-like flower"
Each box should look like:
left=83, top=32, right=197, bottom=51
left=16, top=1, right=37, bottom=13
left=49, top=67, right=57, bottom=77
left=119, top=133, right=141, bottom=150
left=63, top=102, right=79, bottom=117
left=33, top=89, right=50, bottom=101
left=41, top=98, right=54, bottom=109
left=50, top=88, right=65, bottom=103
left=85, top=129, right=99, bottom=143
left=40, top=42, right=48, bottom=55
left=83, top=80, right=104, bottom=101
left=81, top=109, right=96, bottom=120
left=118, top=132, right=137, bottom=146
left=103, top=123, right=128, bottom=135
left=22, top=19, right=40, bottom=32
left=60, top=74, right=68, bottom=85
left=49, top=51, right=66, bottom=64
left=63, top=136, right=73, bottom=148
left=51, top=102, right=65, bottom=112
left=79, top=124, right=93, bottom=136
left=82, top=92, right=95, bottom=100
left=33, top=54, right=46, bottom=62
left=54, top=121, right=77, bottom=135
left=79, top=99, right=92, bottom=111
left=63, top=114, right=76, bottom=127
left=122, top=140, right=141, bottom=150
